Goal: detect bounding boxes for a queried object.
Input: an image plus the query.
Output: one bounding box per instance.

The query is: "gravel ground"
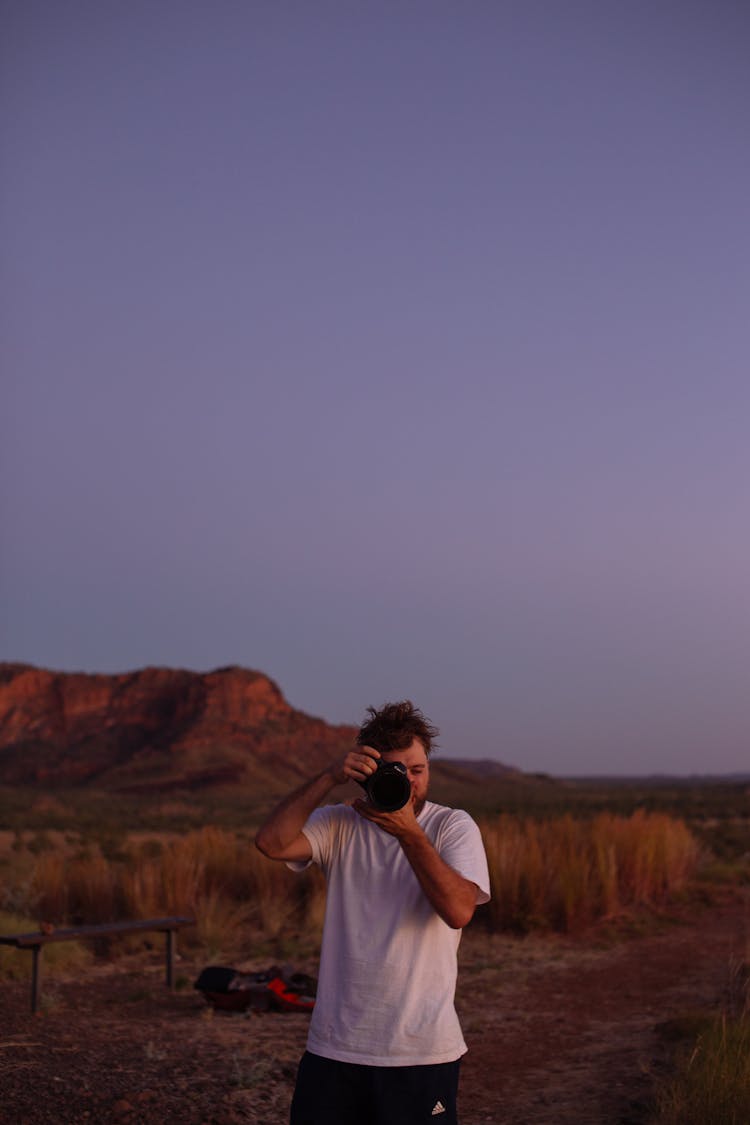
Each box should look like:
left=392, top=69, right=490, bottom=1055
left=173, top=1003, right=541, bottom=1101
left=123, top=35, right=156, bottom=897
left=1, top=893, right=747, bottom=1124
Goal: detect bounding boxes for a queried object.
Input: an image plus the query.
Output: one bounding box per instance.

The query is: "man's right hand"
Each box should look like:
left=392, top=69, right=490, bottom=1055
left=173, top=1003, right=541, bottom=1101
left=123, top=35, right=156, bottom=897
left=256, top=745, right=382, bottom=861
left=329, top=744, right=381, bottom=786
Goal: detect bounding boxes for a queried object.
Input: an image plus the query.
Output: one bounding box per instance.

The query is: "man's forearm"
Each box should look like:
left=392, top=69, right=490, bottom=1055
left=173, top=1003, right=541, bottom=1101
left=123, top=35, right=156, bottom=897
left=254, top=768, right=338, bottom=856
left=399, top=830, right=477, bottom=930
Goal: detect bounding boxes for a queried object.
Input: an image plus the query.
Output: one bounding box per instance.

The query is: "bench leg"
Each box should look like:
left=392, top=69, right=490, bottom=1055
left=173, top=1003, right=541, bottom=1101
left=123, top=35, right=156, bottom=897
left=31, top=945, right=42, bottom=1014
left=165, top=929, right=175, bottom=989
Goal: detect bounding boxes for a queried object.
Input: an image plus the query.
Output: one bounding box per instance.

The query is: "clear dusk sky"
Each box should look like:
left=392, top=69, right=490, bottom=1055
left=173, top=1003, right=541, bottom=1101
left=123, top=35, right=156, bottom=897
left=2, top=2, right=749, bottom=776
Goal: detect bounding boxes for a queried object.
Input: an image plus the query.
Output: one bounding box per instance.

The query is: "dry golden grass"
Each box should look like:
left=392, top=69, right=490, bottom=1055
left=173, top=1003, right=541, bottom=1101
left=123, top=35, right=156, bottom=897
left=0, top=810, right=702, bottom=969
left=0, top=910, right=92, bottom=979
left=480, top=810, right=701, bottom=932
left=651, top=1012, right=750, bottom=1124
left=0, top=825, right=324, bottom=961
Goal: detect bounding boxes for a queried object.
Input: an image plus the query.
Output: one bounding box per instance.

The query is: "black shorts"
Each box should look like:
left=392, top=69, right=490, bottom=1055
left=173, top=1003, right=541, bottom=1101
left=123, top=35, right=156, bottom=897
left=289, top=1050, right=461, bottom=1125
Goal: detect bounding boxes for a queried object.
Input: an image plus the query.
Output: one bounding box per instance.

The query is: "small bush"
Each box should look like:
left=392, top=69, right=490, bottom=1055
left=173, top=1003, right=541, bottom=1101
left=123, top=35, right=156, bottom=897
left=652, top=1012, right=750, bottom=1124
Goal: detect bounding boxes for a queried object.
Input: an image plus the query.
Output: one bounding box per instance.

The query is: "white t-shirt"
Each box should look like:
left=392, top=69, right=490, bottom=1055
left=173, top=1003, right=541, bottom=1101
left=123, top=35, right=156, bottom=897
left=290, top=800, right=490, bottom=1067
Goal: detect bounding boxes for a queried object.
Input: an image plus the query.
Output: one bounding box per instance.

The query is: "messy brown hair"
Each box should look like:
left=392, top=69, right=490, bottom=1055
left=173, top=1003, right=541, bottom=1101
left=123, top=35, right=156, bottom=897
left=356, top=700, right=439, bottom=757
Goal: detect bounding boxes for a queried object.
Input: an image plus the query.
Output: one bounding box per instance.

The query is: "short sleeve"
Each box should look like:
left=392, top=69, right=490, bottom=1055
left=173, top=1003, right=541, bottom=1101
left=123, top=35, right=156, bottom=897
left=436, top=810, right=491, bottom=904
left=285, top=804, right=341, bottom=873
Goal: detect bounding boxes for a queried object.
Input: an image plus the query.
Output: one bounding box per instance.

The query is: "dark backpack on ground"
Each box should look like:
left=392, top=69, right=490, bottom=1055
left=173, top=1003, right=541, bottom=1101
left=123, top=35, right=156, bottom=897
left=194, top=964, right=317, bottom=1013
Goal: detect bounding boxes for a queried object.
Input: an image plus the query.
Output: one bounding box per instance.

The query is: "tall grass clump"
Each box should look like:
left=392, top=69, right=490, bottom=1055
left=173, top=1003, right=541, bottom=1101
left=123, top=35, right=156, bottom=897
left=122, top=827, right=321, bottom=935
left=120, top=826, right=327, bottom=950
left=23, top=825, right=324, bottom=951
left=480, top=811, right=701, bottom=932
left=32, top=852, right=125, bottom=924
left=651, top=1013, right=750, bottom=1124
left=18, top=811, right=702, bottom=950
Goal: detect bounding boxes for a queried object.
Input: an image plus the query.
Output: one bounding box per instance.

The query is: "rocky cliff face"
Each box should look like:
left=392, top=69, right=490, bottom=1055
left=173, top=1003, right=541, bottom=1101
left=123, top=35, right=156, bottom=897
left=0, top=664, right=356, bottom=791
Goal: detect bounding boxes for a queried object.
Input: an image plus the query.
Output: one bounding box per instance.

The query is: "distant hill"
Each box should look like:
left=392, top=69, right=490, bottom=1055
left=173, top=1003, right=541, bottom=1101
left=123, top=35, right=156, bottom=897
left=0, top=663, right=519, bottom=798
left=0, top=662, right=356, bottom=792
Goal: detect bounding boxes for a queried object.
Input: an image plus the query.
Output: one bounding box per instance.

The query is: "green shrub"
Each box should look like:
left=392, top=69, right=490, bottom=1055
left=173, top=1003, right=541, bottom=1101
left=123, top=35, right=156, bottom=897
left=652, top=1013, right=750, bottom=1124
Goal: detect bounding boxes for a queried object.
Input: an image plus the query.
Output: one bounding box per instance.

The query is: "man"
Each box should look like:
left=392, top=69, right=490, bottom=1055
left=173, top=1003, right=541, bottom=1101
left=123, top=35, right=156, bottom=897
left=255, top=700, right=490, bottom=1125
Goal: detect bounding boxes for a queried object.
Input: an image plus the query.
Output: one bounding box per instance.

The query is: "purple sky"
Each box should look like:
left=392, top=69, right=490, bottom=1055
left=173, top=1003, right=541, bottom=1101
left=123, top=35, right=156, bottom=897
left=3, top=2, right=749, bottom=775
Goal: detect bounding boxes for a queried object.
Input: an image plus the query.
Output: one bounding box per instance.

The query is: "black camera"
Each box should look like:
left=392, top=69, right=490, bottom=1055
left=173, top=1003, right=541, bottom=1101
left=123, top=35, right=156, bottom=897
left=359, top=760, right=411, bottom=812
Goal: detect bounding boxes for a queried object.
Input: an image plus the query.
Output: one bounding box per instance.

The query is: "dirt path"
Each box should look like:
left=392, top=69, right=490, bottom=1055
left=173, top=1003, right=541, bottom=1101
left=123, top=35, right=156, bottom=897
left=1, top=894, right=747, bottom=1125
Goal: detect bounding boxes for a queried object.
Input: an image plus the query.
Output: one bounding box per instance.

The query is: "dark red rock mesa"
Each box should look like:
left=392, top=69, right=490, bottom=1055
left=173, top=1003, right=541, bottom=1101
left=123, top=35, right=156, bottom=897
left=0, top=663, right=356, bottom=791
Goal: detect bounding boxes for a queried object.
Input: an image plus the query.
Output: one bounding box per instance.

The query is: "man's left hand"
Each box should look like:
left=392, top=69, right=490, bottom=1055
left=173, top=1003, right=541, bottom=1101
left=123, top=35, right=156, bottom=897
left=352, top=794, right=421, bottom=841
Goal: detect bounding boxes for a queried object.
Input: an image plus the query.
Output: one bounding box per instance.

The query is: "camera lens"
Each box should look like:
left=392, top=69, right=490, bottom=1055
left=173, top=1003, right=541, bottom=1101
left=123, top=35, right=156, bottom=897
left=366, top=762, right=411, bottom=812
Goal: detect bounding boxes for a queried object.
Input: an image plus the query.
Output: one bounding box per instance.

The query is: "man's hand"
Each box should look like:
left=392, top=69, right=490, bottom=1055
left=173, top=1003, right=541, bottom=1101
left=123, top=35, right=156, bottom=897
left=255, top=744, right=383, bottom=861
left=352, top=793, right=421, bottom=841
left=354, top=790, right=479, bottom=930
left=329, top=744, right=381, bottom=786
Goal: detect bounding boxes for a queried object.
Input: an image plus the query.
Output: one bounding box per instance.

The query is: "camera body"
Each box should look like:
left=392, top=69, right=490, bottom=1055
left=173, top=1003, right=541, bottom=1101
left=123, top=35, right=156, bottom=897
left=358, top=759, right=411, bottom=812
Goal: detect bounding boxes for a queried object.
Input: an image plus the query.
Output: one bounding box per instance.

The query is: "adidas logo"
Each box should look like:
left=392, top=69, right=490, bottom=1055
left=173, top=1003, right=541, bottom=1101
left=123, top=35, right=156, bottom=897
left=431, top=1102, right=446, bottom=1116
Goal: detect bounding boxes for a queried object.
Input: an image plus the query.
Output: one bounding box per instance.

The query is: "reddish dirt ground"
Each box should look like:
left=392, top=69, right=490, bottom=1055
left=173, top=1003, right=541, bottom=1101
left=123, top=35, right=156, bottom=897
left=1, top=894, right=747, bottom=1125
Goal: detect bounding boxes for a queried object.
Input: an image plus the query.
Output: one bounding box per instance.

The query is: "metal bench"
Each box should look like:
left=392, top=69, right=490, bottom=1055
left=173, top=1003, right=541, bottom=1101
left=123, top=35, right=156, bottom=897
left=0, top=916, right=195, bottom=1013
